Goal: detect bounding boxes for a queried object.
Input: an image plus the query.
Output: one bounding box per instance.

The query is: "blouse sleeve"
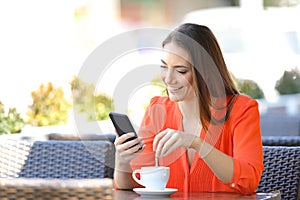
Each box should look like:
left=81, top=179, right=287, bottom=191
left=130, top=96, right=167, bottom=170
left=226, top=98, right=264, bottom=194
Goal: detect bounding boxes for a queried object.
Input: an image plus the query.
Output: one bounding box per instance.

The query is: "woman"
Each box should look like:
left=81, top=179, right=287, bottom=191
left=114, top=23, right=264, bottom=194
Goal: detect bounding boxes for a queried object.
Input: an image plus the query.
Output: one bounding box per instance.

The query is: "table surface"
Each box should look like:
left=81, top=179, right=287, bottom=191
left=0, top=178, right=281, bottom=200
left=114, top=189, right=281, bottom=200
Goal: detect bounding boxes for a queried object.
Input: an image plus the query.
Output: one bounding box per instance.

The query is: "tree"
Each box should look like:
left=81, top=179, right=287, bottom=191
left=0, top=101, right=25, bottom=134
left=27, top=82, right=71, bottom=126
left=275, top=67, right=300, bottom=95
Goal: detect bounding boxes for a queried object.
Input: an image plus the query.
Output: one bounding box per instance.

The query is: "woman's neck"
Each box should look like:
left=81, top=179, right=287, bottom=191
left=178, top=97, right=200, bottom=121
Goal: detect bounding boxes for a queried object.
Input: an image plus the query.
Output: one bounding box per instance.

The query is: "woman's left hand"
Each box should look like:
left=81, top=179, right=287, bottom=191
left=153, top=128, right=198, bottom=157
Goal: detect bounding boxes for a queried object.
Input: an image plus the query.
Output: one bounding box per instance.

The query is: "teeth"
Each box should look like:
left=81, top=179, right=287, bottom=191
left=169, top=87, right=183, bottom=92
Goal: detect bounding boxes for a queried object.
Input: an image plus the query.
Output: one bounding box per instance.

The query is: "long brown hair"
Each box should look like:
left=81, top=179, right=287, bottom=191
left=162, top=23, right=239, bottom=131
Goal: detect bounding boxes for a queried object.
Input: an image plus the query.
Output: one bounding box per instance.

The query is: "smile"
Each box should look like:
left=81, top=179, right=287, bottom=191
left=168, top=86, right=184, bottom=93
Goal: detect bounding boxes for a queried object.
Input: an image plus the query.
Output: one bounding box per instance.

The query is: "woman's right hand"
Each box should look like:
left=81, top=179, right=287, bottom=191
left=114, top=132, right=145, bottom=172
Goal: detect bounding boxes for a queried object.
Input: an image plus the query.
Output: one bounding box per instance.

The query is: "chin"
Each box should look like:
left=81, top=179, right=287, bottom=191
left=168, top=94, right=184, bottom=102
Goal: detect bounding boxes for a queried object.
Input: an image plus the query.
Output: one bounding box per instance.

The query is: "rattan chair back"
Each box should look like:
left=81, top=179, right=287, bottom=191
left=0, top=140, right=115, bottom=179
left=262, top=136, right=300, bottom=146
left=257, top=146, right=300, bottom=200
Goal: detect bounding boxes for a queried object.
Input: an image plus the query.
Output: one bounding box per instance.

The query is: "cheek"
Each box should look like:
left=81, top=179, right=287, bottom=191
left=183, top=74, right=193, bottom=87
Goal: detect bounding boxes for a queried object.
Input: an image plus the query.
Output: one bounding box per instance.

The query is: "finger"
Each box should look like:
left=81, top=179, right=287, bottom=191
left=127, top=132, right=136, bottom=137
left=161, top=139, right=181, bottom=157
left=115, top=139, right=136, bottom=154
left=120, top=137, right=141, bottom=150
left=116, top=132, right=136, bottom=145
left=124, top=141, right=145, bottom=155
left=153, top=131, right=166, bottom=155
left=152, top=133, right=161, bottom=151
left=160, top=134, right=177, bottom=156
left=155, top=131, right=173, bottom=157
left=153, top=129, right=169, bottom=151
left=119, top=143, right=146, bottom=162
left=114, top=136, right=123, bottom=146
left=128, top=137, right=144, bottom=150
left=125, top=132, right=137, bottom=140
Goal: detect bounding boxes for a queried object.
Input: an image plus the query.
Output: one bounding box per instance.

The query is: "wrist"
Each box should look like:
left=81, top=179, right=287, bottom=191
left=190, top=137, right=213, bottom=159
left=198, top=141, right=213, bottom=159
left=190, top=137, right=202, bottom=152
left=115, top=159, right=132, bottom=173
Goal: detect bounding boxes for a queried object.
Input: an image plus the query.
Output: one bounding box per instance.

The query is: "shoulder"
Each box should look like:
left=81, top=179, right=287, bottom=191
left=234, top=94, right=258, bottom=108
left=231, top=94, right=259, bottom=117
left=147, top=96, right=179, bottom=117
left=149, top=96, right=175, bottom=107
left=146, top=96, right=181, bottom=130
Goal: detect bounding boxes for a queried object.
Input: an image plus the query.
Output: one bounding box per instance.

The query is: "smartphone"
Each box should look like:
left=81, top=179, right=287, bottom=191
left=109, top=112, right=137, bottom=143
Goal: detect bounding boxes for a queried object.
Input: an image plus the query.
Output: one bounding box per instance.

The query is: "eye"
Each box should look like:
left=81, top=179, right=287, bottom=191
left=160, top=65, right=168, bottom=69
left=177, top=70, right=187, bottom=74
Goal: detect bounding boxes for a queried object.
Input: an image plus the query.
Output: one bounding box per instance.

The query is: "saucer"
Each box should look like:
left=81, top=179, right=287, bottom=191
left=133, top=188, right=178, bottom=197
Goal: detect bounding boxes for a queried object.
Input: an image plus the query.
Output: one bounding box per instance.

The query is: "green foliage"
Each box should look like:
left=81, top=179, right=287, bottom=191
left=94, top=94, right=114, bottom=120
left=236, top=79, right=265, bottom=99
left=275, top=68, right=300, bottom=95
left=27, top=82, right=71, bottom=126
left=0, top=101, right=25, bottom=134
left=71, top=76, right=113, bottom=121
left=150, top=76, right=167, bottom=96
left=71, top=76, right=94, bottom=114
left=264, top=0, right=299, bottom=7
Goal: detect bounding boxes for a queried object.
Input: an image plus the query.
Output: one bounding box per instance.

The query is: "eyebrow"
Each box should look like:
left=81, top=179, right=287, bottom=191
left=160, top=59, right=190, bottom=69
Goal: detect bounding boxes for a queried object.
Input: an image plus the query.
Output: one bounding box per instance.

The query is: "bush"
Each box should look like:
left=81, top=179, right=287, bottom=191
left=71, top=76, right=94, bottom=114
left=27, top=82, right=71, bottom=126
left=275, top=67, right=300, bottom=95
left=0, top=101, right=25, bottom=134
left=236, top=79, right=265, bottom=99
left=71, top=76, right=113, bottom=121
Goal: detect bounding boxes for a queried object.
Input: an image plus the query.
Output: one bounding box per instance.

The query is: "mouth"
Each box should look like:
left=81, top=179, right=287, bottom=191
left=168, top=86, right=184, bottom=93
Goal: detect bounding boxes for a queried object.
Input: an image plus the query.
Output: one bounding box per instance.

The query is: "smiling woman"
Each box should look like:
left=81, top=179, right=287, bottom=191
left=113, top=23, right=264, bottom=195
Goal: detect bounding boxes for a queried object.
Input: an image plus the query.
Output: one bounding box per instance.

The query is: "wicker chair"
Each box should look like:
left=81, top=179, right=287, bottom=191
left=257, top=146, right=300, bottom=200
left=262, top=136, right=300, bottom=146
left=0, top=140, right=115, bottom=179
left=0, top=140, right=115, bottom=199
left=47, top=133, right=116, bottom=143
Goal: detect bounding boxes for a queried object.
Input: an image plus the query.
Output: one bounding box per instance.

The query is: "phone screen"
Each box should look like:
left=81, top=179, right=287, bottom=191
left=109, top=112, right=137, bottom=138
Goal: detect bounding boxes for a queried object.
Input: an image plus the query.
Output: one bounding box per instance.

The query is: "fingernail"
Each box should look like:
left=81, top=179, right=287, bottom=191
left=128, top=132, right=135, bottom=137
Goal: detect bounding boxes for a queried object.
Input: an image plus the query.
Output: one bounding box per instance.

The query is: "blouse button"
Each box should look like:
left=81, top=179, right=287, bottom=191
left=231, top=183, right=236, bottom=187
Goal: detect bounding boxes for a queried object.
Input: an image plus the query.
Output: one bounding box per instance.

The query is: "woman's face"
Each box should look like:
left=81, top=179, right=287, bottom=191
left=161, top=42, right=195, bottom=102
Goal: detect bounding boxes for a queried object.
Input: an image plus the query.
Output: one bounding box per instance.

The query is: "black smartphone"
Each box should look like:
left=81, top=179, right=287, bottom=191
left=109, top=112, right=137, bottom=143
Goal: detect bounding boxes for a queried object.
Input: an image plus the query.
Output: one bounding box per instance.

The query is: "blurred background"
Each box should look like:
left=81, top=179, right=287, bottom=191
left=0, top=0, right=299, bottom=139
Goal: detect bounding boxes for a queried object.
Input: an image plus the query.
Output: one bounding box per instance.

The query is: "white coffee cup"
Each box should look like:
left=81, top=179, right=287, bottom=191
left=132, top=166, right=170, bottom=190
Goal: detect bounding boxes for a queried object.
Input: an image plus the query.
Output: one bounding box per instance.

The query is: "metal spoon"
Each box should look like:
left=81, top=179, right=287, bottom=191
left=155, top=156, right=159, bottom=167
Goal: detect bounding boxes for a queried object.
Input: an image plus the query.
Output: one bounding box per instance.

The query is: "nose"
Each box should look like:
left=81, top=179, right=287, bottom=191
left=164, top=69, right=176, bottom=85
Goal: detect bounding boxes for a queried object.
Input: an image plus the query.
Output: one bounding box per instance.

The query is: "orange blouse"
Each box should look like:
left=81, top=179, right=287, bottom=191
left=130, top=95, right=264, bottom=194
